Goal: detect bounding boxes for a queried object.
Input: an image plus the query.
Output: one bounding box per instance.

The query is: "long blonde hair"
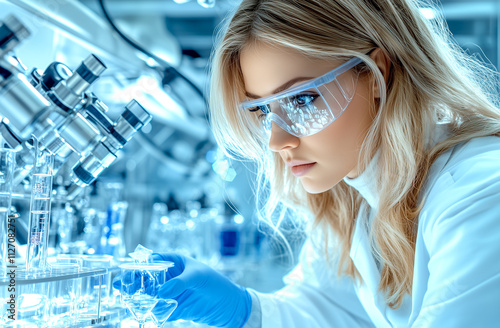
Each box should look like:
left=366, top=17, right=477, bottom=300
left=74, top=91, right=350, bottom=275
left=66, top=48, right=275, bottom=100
left=209, top=0, right=500, bottom=308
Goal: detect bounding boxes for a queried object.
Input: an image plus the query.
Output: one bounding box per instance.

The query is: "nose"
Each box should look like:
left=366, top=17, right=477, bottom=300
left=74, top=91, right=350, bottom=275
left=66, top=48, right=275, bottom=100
left=268, top=122, right=299, bottom=152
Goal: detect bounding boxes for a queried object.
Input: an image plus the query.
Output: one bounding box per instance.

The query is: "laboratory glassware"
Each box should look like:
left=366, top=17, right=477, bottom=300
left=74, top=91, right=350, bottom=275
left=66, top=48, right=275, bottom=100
left=99, top=181, right=128, bottom=257
left=119, top=262, right=170, bottom=328
left=217, top=204, right=245, bottom=258
left=26, top=141, right=54, bottom=272
left=49, top=254, right=87, bottom=318
left=48, top=263, right=81, bottom=327
left=82, top=254, right=113, bottom=317
left=185, top=201, right=204, bottom=259
left=150, top=260, right=177, bottom=328
left=81, top=207, right=106, bottom=255
left=159, top=209, right=194, bottom=258
left=151, top=299, right=178, bottom=327
left=47, top=254, right=84, bottom=268
left=54, top=203, right=81, bottom=254
left=109, top=257, right=135, bottom=308
left=199, top=207, right=219, bottom=266
left=145, top=202, right=169, bottom=250
left=0, top=148, right=14, bottom=277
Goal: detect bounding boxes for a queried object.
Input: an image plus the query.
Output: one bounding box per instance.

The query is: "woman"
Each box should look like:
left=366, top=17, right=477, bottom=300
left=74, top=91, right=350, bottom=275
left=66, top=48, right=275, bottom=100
left=152, top=0, right=500, bottom=327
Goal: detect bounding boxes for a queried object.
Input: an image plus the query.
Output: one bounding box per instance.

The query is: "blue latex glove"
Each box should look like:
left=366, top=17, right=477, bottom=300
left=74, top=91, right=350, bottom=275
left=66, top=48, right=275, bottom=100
left=152, top=253, right=252, bottom=328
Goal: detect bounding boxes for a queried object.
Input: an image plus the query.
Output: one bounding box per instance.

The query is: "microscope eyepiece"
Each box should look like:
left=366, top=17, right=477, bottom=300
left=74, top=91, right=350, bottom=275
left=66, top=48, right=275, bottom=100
left=109, top=100, right=153, bottom=146
left=122, top=100, right=152, bottom=129
left=41, top=62, right=72, bottom=92
left=74, top=54, right=107, bottom=85
left=49, top=54, right=107, bottom=112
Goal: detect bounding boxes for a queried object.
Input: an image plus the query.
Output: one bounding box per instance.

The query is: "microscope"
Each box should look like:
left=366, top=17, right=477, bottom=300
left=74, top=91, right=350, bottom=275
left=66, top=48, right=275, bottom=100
left=0, top=15, right=152, bottom=200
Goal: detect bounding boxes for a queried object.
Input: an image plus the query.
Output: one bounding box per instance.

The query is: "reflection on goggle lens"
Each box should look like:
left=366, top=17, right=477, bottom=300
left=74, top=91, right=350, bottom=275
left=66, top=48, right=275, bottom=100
left=241, top=57, right=363, bottom=138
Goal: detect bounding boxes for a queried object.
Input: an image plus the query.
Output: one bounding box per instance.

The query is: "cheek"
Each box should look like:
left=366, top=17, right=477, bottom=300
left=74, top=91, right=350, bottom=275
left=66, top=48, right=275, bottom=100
left=326, top=75, right=374, bottom=156
left=299, top=79, right=374, bottom=192
left=315, top=93, right=372, bottom=164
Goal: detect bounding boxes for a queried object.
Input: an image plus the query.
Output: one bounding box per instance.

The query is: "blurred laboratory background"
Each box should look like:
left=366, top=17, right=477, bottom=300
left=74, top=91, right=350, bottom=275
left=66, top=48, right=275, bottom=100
left=0, top=0, right=498, bottom=327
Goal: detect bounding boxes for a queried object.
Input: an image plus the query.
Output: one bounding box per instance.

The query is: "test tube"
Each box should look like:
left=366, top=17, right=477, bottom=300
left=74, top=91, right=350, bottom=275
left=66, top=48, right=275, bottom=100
left=26, top=141, right=54, bottom=272
left=0, top=148, right=15, bottom=277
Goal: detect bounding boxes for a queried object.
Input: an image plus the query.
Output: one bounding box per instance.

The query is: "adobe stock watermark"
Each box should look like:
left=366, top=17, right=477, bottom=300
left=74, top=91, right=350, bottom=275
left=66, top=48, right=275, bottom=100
left=5, top=213, right=19, bottom=321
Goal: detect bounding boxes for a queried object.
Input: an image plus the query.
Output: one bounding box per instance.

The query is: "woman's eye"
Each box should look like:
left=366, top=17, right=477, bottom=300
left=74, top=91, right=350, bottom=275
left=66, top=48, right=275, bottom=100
left=248, top=104, right=270, bottom=114
left=258, top=104, right=270, bottom=114
left=291, top=94, right=318, bottom=107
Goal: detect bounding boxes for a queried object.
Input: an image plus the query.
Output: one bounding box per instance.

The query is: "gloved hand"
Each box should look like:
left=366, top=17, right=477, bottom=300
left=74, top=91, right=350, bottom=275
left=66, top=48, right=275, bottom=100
left=152, top=253, right=252, bottom=328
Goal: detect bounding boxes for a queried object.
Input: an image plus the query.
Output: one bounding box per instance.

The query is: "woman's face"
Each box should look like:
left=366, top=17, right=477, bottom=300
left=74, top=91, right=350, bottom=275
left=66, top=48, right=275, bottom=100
left=240, top=42, right=379, bottom=194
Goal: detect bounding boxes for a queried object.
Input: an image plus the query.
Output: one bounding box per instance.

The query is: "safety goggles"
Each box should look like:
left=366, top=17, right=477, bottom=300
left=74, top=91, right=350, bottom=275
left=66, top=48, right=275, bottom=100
left=240, top=57, right=363, bottom=138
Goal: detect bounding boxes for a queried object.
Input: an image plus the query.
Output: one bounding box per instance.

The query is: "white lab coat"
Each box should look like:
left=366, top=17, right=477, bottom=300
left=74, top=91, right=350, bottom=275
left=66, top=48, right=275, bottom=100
left=245, top=129, right=500, bottom=328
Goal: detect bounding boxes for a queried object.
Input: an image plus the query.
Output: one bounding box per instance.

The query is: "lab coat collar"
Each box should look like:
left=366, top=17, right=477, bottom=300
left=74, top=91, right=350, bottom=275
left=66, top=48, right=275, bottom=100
left=342, top=151, right=386, bottom=320
left=343, top=150, right=380, bottom=211
left=342, top=149, right=381, bottom=291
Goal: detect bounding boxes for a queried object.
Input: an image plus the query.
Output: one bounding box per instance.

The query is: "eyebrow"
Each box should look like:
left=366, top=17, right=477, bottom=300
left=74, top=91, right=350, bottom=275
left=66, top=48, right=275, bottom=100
left=245, top=76, right=313, bottom=99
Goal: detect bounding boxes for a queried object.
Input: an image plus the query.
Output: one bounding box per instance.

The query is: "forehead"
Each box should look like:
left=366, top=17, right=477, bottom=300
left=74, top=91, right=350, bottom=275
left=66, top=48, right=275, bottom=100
left=239, top=42, right=338, bottom=98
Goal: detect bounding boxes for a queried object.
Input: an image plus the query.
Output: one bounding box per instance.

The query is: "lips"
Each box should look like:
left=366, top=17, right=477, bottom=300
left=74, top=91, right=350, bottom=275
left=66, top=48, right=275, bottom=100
left=287, top=160, right=316, bottom=177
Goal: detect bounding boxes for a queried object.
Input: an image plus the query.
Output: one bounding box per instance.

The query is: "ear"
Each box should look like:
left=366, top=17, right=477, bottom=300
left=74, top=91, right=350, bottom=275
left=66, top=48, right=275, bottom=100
left=370, top=48, right=391, bottom=99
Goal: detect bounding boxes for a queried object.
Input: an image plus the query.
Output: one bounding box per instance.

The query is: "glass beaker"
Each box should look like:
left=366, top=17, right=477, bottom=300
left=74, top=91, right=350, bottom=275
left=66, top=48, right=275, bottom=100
left=81, top=254, right=113, bottom=318
left=0, top=148, right=15, bottom=277
left=119, top=262, right=170, bottom=328
left=48, top=263, right=80, bottom=327
left=150, top=260, right=177, bottom=328
left=109, top=257, right=134, bottom=308
left=47, top=254, right=84, bottom=268
left=151, top=299, right=178, bottom=327
left=48, top=254, right=86, bottom=320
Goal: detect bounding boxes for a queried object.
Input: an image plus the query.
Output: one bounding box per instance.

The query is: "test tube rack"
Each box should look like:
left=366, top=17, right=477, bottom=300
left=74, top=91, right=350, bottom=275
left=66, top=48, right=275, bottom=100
left=0, top=266, right=126, bottom=327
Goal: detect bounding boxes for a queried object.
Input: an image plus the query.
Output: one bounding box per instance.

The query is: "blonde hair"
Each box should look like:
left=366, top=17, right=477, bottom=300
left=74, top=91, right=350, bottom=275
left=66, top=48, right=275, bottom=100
left=209, top=0, right=500, bottom=308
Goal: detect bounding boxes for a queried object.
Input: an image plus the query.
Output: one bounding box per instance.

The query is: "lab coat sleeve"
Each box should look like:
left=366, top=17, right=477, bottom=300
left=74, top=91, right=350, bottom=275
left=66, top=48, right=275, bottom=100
left=246, top=232, right=375, bottom=328
left=414, top=156, right=500, bottom=327
left=243, top=289, right=262, bottom=328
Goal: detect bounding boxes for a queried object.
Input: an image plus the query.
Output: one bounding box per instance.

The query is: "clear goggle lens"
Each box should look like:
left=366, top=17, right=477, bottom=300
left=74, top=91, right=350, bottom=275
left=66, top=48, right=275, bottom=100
left=241, top=57, right=362, bottom=138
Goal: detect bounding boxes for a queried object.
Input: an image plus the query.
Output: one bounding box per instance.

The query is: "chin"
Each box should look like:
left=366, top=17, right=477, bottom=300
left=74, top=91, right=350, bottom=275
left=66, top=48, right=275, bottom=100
left=300, top=177, right=340, bottom=194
